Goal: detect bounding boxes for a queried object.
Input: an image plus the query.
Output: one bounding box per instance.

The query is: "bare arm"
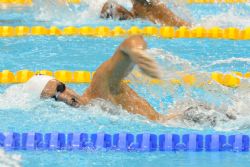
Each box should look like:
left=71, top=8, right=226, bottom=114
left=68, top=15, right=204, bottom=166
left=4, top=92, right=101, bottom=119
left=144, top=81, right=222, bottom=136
left=131, top=0, right=160, bottom=5
left=83, top=35, right=178, bottom=122
left=90, top=35, right=161, bottom=94
left=131, top=0, right=190, bottom=27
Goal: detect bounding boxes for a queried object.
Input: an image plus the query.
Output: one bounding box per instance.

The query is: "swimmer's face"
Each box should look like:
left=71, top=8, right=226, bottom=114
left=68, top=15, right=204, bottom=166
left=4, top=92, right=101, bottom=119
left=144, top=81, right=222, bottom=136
left=41, top=79, right=81, bottom=107
left=100, top=2, right=134, bottom=20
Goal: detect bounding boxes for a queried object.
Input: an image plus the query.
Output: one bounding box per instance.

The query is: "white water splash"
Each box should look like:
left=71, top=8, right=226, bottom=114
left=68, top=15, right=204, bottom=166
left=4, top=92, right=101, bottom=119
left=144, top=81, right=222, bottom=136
left=33, top=0, right=193, bottom=26
left=165, top=86, right=250, bottom=131
left=197, top=6, right=250, bottom=29
left=0, top=149, right=21, bottom=167
left=0, top=83, right=147, bottom=125
left=33, top=0, right=133, bottom=25
left=204, top=57, right=250, bottom=68
left=147, top=48, right=193, bottom=71
left=144, top=48, right=250, bottom=130
left=0, top=84, right=42, bottom=110
left=0, top=50, right=249, bottom=131
left=32, top=0, right=250, bottom=28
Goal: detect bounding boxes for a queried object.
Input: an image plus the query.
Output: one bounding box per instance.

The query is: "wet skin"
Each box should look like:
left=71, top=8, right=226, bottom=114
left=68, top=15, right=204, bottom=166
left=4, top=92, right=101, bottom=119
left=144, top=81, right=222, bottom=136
left=41, top=35, right=178, bottom=121
left=100, top=0, right=190, bottom=26
left=52, top=0, right=189, bottom=26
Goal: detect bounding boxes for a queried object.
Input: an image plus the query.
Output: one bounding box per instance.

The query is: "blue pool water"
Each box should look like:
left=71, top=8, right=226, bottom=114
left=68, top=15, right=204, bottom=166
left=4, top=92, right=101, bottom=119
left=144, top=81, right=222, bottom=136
left=0, top=1, right=250, bottom=167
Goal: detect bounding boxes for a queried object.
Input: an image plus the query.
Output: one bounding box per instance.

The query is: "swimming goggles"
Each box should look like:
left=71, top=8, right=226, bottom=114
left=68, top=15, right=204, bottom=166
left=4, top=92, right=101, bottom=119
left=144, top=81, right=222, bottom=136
left=52, top=82, right=66, bottom=101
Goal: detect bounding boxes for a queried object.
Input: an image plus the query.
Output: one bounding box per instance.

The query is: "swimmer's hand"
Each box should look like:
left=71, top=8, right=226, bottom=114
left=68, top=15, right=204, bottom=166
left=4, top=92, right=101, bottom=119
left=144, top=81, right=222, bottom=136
left=158, top=113, right=181, bottom=123
left=122, top=47, right=162, bottom=79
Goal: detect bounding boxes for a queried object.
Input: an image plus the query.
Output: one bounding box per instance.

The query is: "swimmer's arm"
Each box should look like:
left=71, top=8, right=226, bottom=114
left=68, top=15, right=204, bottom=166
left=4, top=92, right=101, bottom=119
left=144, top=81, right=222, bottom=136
left=57, top=0, right=67, bottom=5
left=158, top=113, right=181, bottom=122
left=131, top=0, right=160, bottom=5
left=154, top=3, right=190, bottom=27
left=91, top=35, right=161, bottom=92
left=121, top=47, right=161, bottom=79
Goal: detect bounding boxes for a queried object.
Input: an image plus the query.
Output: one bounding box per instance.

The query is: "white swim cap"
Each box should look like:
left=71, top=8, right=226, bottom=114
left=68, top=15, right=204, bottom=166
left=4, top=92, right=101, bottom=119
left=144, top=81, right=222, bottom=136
left=23, top=75, right=54, bottom=98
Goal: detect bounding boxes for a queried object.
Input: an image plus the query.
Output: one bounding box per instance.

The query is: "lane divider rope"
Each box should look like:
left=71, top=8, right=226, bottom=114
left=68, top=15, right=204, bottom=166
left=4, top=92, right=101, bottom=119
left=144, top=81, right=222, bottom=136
left=0, top=132, right=249, bottom=152
left=0, top=26, right=250, bottom=40
left=0, top=0, right=32, bottom=5
left=0, top=70, right=249, bottom=88
left=187, top=0, right=249, bottom=3
left=0, top=0, right=248, bottom=5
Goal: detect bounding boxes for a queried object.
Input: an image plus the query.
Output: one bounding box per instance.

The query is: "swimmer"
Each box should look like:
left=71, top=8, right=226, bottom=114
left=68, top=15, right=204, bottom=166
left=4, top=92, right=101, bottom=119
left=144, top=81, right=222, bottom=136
left=24, top=35, right=178, bottom=122
left=54, top=0, right=189, bottom=26
left=100, top=0, right=190, bottom=26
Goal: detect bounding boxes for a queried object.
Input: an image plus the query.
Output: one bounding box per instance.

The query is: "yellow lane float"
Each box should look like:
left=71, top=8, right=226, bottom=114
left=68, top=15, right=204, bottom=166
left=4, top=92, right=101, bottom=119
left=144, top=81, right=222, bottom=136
left=127, top=26, right=142, bottom=35
left=0, top=0, right=32, bottom=5
left=211, top=72, right=224, bottom=84
left=223, top=27, right=241, bottom=40
left=66, top=0, right=81, bottom=4
left=211, top=72, right=242, bottom=88
left=191, top=27, right=207, bottom=38
left=31, top=26, right=48, bottom=36
left=94, top=26, right=111, bottom=37
left=73, top=71, right=91, bottom=83
left=79, top=27, right=94, bottom=36
left=143, top=26, right=159, bottom=36
left=182, top=74, right=197, bottom=86
left=159, top=26, right=175, bottom=38
left=15, top=26, right=30, bottom=36
left=1, top=70, right=249, bottom=89
left=208, top=27, right=224, bottom=38
left=54, top=70, right=73, bottom=83
left=111, top=27, right=126, bottom=36
left=0, top=0, right=247, bottom=5
left=49, top=26, right=62, bottom=36
left=222, top=74, right=241, bottom=88
left=175, top=26, right=190, bottom=38
left=241, top=27, right=250, bottom=40
left=0, top=70, right=15, bottom=84
left=63, top=26, right=79, bottom=36
left=0, top=26, right=249, bottom=40
left=0, top=26, right=15, bottom=37
left=36, top=70, right=53, bottom=76
left=187, top=0, right=248, bottom=3
left=245, top=72, right=250, bottom=78
left=16, top=70, right=34, bottom=83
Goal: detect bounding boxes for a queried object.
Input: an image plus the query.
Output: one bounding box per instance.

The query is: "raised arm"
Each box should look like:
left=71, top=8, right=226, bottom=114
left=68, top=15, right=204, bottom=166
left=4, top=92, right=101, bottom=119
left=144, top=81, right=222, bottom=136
left=82, top=35, right=180, bottom=122
left=89, top=35, right=161, bottom=95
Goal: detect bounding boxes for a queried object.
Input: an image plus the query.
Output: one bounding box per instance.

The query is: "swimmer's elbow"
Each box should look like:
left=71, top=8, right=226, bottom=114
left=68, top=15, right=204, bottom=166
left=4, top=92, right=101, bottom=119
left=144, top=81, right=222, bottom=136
left=120, top=35, right=146, bottom=53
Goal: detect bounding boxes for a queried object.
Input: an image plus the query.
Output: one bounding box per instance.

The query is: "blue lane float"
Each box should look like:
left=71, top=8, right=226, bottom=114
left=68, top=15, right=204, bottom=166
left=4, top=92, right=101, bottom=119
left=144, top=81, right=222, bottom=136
left=0, top=132, right=249, bottom=152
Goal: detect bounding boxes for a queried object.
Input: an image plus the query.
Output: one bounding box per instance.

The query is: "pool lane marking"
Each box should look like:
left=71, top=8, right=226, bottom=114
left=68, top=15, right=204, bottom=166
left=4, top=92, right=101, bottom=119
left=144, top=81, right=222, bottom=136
left=0, top=70, right=249, bottom=88
left=0, top=26, right=250, bottom=40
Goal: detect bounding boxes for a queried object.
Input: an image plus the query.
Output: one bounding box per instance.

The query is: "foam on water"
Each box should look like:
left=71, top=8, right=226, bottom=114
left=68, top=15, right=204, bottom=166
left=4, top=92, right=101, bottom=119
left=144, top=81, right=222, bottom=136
left=33, top=0, right=192, bottom=26
left=0, top=149, right=21, bottom=167
left=141, top=48, right=250, bottom=130
left=197, top=6, right=250, bottom=28
left=32, top=0, right=250, bottom=29
left=33, top=0, right=133, bottom=25
left=0, top=84, right=149, bottom=131
left=204, top=57, right=250, bottom=68
left=0, top=47, right=249, bottom=131
left=0, top=83, right=42, bottom=110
